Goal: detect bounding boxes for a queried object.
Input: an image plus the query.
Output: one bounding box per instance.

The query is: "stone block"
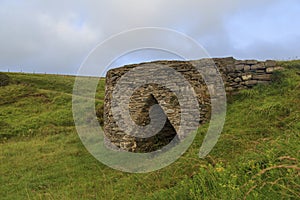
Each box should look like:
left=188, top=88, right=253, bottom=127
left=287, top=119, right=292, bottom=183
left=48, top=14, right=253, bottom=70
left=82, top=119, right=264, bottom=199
left=266, top=67, right=274, bottom=73
left=244, top=65, right=251, bottom=71
left=267, top=66, right=284, bottom=73
left=252, top=74, right=272, bottom=81
left=234, top=77, right=242, bottom=82
left=251, top=63, right=266, bottom=70
left=244, top=80, right=258, bottom=85
left=242, top=74, right=252, bottom=81
left=265, top=60, right=277, bottom=67
left=246, top=60, right=258, bottom=65
left=235, top=65, right=244, bottom=71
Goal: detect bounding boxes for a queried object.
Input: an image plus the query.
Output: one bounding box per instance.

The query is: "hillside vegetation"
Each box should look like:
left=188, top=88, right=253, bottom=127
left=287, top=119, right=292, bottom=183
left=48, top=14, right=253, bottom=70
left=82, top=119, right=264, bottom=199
left=0, top=61, right=299, bottom=199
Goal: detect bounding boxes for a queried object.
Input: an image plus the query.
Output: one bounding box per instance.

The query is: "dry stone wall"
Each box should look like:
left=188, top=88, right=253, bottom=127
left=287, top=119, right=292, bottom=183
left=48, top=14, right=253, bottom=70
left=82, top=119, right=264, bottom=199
left=103, top=57, right=283, bottom=152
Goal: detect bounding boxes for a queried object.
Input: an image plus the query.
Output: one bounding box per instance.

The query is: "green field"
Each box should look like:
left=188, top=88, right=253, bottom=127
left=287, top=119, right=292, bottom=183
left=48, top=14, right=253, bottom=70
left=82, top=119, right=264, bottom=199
left=0, top=61, right=299, bottom=199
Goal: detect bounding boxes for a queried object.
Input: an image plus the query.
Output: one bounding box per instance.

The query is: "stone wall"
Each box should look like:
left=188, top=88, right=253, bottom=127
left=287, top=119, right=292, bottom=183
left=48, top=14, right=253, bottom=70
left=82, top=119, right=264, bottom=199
left=103, top=57, right=283, bottom=152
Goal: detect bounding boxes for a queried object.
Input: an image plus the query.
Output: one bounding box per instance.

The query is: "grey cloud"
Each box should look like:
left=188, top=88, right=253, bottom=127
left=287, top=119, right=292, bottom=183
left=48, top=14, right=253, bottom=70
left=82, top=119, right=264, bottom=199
left=0, top=0, right=298, bottom=74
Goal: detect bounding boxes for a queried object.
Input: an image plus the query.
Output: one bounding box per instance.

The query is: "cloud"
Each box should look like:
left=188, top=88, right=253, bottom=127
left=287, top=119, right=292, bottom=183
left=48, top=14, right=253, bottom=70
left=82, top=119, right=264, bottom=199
left=0, top=1, right=100, bottom=74
left=0, top=0, right=299, bottom=74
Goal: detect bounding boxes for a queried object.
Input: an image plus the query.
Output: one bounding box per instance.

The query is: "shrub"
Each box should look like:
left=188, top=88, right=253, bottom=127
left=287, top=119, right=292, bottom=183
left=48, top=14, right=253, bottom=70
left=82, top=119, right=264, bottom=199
left=0, top=73, right=10, bottom=86
left=96, top=104, right=104, bottom=126
left=271, top=70, right=285, bottom=84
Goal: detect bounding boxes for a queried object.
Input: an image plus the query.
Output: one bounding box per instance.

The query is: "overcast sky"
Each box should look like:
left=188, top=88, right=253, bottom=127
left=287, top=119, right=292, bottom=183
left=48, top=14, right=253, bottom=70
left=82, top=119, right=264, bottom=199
left=0, top=0, right=299, bottom=75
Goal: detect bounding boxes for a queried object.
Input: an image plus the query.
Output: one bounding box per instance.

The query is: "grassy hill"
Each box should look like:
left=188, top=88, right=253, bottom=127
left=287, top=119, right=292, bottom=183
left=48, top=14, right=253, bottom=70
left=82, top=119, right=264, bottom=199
left=0, top=61, right=299, bottom=199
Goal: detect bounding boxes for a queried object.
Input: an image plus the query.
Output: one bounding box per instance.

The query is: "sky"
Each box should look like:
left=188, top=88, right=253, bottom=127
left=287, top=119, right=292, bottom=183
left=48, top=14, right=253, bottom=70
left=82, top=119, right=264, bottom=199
left=0, top=0, right=299, bottom=75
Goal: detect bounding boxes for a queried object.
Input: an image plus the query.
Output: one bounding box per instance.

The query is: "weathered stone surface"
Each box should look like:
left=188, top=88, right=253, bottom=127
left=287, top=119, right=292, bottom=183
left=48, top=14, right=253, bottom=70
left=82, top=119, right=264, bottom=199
left=252, top=74, right=272, bottom=81
left=242, top=74, right=252, bottom=81
left=234, top=77, right=242, bottom=82
left=265, top=60, right=277, bottom=67
left=266, top=66, right=284, bottom=73
left=244, top=80, right=258, bottom=86
left=256, top=70, right=266, bottom=74
left=251, top=63, right=266, bottom=70
left=266, top=67, right=275, bottom=73
left=235, top=60, right=246, bottom=65
left=103, top=57, right=283, bottom=152
left=226, top=87, right=234, bottom=91
left=235, top=65, right=244, bottom=71
left=246, top=60, right=258, bottom=65
left=244, top=65, right=251, bottom=71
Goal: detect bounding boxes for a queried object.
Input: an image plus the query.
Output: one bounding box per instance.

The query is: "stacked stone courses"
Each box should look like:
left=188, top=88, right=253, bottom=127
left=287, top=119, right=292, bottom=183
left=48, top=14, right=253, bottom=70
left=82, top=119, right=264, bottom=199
left=103, top=57, right=283, bottom=152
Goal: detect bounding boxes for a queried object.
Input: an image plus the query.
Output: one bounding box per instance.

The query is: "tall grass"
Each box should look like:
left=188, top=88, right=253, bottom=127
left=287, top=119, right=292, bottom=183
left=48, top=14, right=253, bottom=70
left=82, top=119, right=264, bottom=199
left=0, top=61, right=299, bottom=199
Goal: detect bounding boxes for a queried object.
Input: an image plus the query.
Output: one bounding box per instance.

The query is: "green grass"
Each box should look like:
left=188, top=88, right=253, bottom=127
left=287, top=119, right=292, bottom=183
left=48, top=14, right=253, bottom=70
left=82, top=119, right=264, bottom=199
left=0, top=61, right=300, bottom=199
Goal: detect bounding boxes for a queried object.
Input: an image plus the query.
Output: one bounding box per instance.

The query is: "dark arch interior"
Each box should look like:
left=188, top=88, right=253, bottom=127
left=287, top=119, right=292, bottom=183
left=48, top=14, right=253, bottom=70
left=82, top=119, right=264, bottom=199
left=132, top=94, right=178, bottom=153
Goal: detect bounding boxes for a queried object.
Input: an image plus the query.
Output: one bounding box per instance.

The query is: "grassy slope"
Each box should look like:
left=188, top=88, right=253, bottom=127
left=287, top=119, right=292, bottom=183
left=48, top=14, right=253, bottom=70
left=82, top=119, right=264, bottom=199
left=0, top=62, right=299, bottom=199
